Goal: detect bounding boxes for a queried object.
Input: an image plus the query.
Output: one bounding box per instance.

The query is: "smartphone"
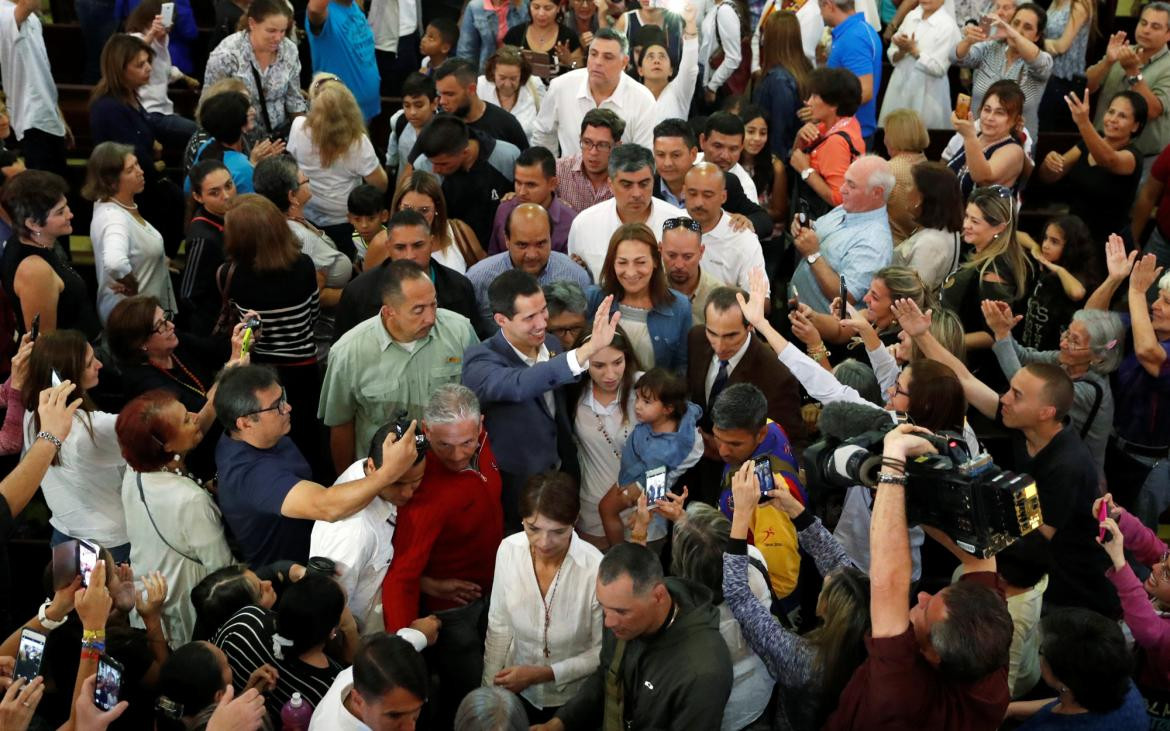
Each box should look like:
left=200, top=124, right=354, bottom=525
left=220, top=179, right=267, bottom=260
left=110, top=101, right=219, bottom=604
left=753, top=456, right=776, bottom=496
left=979, top=15, right=994, bottom=37
left=51, top=369, right=62, bottom=387
left=796, top=199, right=811, bottom=226
left=160, top=2, right=174, bottom=27
left=29, top=313, right=40, bottom=342
left=78, top=538, right=99, bottom=588
left=643, top=466, right=667, bottom=505
left=955, top=93, right=971, bottom=120
left=838, top=277, right=848, bottom=320
left=94, top=656, right=123, bottom=712
left=13, top=629, right=46, bottom=681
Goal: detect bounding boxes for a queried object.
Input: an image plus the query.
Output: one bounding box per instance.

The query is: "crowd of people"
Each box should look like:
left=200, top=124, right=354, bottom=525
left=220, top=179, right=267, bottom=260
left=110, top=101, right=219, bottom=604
left=0, top=0, right=1168, bottom=728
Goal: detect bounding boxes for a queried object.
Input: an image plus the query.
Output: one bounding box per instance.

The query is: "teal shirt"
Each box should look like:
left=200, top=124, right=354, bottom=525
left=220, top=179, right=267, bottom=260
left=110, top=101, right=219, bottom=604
left=318, top=309, right=478, bottom=456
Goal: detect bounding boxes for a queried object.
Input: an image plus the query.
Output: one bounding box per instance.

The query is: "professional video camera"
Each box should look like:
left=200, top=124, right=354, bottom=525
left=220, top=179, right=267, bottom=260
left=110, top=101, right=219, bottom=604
left=803, top=402, right=1043, bottom=558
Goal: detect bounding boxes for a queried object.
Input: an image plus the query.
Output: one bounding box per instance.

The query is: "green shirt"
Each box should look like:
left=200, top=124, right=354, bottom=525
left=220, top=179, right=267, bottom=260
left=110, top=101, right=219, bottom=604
left=1096, top=46, right=1170, bottom=156
left=318, top=309, right=478, bottom=457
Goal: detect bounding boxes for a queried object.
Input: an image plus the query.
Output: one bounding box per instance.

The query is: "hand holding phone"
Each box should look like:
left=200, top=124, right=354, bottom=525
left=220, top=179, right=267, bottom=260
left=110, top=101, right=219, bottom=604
left=644, top=467, right=667, bottom=506
left=838, top=277, right=848, bottom=320
left=78, top=539, right=99, bottom=588
left=94, top=656, right=123, bottom=712
left=955, top=93, right=971, bottom=119
left=753, top=457, right=776, bottom=496
left=14, top=629, right=46, bottom=681
left=160, top=2, right=174, bottom=27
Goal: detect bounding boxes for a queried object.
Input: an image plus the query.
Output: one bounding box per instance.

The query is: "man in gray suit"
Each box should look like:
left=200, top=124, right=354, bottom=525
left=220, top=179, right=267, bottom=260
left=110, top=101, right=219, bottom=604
left=462, top=269, right=620, bottom=530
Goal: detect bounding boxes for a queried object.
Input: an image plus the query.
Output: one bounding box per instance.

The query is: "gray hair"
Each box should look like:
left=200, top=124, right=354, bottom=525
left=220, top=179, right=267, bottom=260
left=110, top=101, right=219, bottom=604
left=855, top=155, right=895, bottom=203
left=1159, top=270, right=1170, bottom=294
left=711, top=383, right=768, bottom=433
left=1071, top=310, right=1126, bottom=375
left=592, top=27, right=629, bottom=56
left=544, top=280, right=588, bottom=318
left=1145, top=1, right=1170, bottom=19
left=212, top=364, right=280, bottom=433
left=670, top=503, right=730, bottom=603
left=252, top=154, right=301, bottom=213
left=454, top=687, right=527, bottom=731
left=423, top=383, right=481, bottom=426
left=608, top=143, right=655, bottom=180
left=832, top=360, right=883, bottom=406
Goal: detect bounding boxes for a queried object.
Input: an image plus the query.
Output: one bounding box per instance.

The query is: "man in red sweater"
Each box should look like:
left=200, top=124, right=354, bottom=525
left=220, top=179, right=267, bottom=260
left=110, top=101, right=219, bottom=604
left=381, top=382, right=503, bottom=727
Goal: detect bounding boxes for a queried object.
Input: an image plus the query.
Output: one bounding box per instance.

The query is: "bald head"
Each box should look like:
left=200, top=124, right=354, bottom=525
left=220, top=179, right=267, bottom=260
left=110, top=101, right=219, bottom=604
left=684, top=162, right=728, bottom=231
left=506, top=203, right=553, bottom=275
left=840, top=155, right=895, bottom=213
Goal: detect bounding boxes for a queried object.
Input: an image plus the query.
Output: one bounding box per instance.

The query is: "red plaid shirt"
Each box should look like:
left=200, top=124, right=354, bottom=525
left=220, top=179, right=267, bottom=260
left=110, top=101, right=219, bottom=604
left=555, top=154, right=614, bottom=213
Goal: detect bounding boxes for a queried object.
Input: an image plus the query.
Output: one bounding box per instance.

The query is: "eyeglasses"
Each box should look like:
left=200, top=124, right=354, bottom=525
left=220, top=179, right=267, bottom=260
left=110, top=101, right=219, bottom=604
left=887, top=382, right=910, bottom=400
left=151, top=309, right=175, bottom=334
left=399, top=203, right=434, bottom=218
left=1059, top=328, right=1091, bottom=351
left=549, top=325, right=585, bottom=340
left=663, top=217, right=701, bottom=233
left=579, top=139, right=613, bottom=153
left=243, top=387, right=288, bottom=418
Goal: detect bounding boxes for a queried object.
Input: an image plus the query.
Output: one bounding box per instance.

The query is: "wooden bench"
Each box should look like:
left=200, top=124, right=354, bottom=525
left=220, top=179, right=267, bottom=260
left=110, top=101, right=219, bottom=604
left=44, top=23, right=216, bottom=84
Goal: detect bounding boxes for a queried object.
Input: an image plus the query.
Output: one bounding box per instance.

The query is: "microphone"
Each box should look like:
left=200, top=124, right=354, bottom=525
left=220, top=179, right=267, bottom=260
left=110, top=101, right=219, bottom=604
left=818, top=400, right=896, bottom=442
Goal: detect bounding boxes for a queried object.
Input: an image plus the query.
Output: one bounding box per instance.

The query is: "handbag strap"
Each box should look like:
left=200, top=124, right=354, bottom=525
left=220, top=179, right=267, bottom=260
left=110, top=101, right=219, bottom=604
left=249, top=63, right=274, bottom=134
left=137, top=472, right=204, bottom=565
left=216, top=262, right=237, bottom=303
left=191, top=216, right=224, bottom=232
left=1080, top=378, right=1104, bottom=441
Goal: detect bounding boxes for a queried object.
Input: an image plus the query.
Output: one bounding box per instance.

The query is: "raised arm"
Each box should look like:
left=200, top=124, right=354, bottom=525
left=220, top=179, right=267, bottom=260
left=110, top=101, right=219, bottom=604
left=306, top=0, right=329, bottom=31
left=1128, top=254, right=1168, bottom=377
left=1087, top=234, right=1136, bottom=310
left=2, top=381, right=80, bottom=516
left=892, top=298, right=1000, bottom=417
left=1068, top=89, right=1137, bottom=175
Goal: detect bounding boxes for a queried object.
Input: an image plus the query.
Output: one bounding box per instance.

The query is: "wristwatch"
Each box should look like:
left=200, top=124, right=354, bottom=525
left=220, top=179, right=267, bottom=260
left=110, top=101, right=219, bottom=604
left=1127, top=73, right=1144, bottom=86
left=806, top=252, right=822, bottom=265
left=801, top=167, right=815, bottom=181
left=38, top=599, right=67, bottom=630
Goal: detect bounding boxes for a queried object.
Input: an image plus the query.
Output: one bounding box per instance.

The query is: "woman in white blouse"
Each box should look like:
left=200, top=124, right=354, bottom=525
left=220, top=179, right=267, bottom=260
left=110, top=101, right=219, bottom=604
left=483, top=471, right=603, bottom=724
left=477, top=47, right=547, bottom=140
left=82, top=142, right=177, bottom=323
left=572, top=329, right=642, bottom=551
left=22, top=330, right=129, bottom=562
left=116, top=390, right=236, bottom=647
left=878, top=0, right=960, bottom=130
left=285, top=74, right=388, bottom=256
left=638, top=6, right=699, bottom=124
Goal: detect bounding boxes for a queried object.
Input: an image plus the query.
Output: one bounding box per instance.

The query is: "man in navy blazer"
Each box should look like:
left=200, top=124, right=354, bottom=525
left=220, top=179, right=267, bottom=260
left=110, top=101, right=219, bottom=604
left=462, top=269, right=621, bottom=530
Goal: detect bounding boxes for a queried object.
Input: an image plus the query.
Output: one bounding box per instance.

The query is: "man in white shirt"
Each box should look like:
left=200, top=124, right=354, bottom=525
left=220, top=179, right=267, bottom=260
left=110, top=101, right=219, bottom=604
left=310, top=421, right=433, bottom=636
left=309, top=632, right=431, bottom=730
left=697, top=112, right=759, bottom=203
left=532, top=28, right=656, bottom=156
left=0, top=0, right=68, bottom=177
left=567, top=144, right=683, bottom=279
left=367, top=0, right=423, bottom=97
left=683, top=163, right=767, bottom=292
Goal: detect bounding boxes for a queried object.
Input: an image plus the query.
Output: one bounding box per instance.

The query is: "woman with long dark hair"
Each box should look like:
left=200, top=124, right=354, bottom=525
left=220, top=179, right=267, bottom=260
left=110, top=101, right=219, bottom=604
left=752, top=10, right=810, bottom=162
left=584, top=223, right=691, bottom=373
left=892, top=162, right=965, bottom=292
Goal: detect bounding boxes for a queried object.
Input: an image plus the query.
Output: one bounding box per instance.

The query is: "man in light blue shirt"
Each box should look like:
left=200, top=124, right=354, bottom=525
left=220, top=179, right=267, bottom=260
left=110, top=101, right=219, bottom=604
left=822, top=0, right=882, bottom=143
left=466, top=203, right=592, bottom=334
left=789, top=155, right=893, bottom=314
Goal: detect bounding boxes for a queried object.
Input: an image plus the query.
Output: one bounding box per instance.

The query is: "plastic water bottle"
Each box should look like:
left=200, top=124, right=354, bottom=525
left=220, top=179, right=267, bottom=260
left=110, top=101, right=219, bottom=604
left=280, top=692, right=314, bottom=730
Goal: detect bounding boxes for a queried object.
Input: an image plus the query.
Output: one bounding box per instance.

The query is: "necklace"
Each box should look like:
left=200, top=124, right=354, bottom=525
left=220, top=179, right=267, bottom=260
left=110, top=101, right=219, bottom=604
left=533, top=547, right=565, bottom=659
left=158, top=464, right=203, bottom=486
left=108, top=197, right=139, bottom=211
left=592, top=408, right=629, bottom=460
left=152, top=353, right=207, bottom=399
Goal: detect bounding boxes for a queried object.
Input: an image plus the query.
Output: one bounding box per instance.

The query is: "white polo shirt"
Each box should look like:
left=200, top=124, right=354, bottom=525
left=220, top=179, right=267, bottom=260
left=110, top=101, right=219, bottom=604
left=699, top=211, right=768, bottom=292
left=566, top=197, right=684, bottom=280
left=0, top=2, right=64, bottom=139
left=531, top=67, right=657, bottom=157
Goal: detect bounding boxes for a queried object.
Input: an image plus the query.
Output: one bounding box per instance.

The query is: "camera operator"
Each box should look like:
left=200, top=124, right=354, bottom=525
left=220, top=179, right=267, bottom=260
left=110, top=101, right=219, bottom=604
left=309, top=422, right=440, bottom=641
left=380, top=383, right=503, bottom=728
left=825, top=424, right=1015, bottom=729
left=892, top=298, right=1120, bottom=618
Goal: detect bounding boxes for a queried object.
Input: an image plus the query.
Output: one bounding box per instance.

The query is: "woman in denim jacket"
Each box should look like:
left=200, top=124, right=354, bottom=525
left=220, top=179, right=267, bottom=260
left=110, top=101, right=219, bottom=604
left=458, top=0, right=530, bottom=71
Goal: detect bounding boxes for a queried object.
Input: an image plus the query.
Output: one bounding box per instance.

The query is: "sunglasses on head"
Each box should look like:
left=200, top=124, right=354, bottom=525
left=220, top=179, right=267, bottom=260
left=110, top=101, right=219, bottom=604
left=662, top=217, right=701, bottom=233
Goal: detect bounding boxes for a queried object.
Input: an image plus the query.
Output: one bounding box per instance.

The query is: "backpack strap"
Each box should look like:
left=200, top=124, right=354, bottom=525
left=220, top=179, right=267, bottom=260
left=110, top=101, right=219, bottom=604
left=1080, top=378, right=1104, bottom=441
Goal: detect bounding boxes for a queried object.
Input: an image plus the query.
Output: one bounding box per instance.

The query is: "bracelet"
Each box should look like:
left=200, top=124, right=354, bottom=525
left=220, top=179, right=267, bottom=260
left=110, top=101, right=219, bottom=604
left=80, top=647, right=103, bottom=661
left=35, top=431, right=62, bottom=450
left=876, top=471, right=908, bottom=486
left=38, top=599, right=67, bottom=630
left=82, top=629, right=106, bottom=641
left=808, top=344, right=831, bottom=362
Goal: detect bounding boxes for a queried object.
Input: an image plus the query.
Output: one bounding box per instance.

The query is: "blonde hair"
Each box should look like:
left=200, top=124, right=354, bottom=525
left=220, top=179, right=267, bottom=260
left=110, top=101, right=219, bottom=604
left=304, top=75, right=366, bottom=168
left=882, top=109, right=929, bottom=153
left=964, top=189, right=1031, bottom=301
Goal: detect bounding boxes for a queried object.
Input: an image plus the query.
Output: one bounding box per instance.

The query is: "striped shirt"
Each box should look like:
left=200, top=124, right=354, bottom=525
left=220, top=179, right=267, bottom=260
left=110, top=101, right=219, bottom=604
left=213, top=605, right=342, bottom=722
left=224, top=254, right=321, bottom=362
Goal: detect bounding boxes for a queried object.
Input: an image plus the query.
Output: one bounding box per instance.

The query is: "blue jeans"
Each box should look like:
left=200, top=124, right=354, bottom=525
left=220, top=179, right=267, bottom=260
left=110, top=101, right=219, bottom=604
left=74, top=0, right=118, bottom=84
left=50, top=528, right=131, bottom=565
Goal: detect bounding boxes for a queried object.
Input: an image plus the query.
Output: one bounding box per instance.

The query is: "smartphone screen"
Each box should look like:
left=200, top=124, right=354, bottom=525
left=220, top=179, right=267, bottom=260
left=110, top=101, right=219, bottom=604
left=753, top=457, right=776, bottom=495
left=13, top=629, right=46, bottom=681
left=644, top=467, right=667, bottom=504
left=94, top=656, right=123, bottom=712
left=78, top=539, right=99, bottom=588
left=838, top=277, right=848, bottom=320
left=160, top=2, right=174, bottom=26
left=50, top=369, right=62, bottom=387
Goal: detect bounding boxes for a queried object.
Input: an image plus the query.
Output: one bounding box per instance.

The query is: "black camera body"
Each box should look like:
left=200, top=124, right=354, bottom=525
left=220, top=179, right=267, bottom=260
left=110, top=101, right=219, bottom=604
left=392, top=410, right=430, bottom=457
left=803, top=425, right=1044, bottom=558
